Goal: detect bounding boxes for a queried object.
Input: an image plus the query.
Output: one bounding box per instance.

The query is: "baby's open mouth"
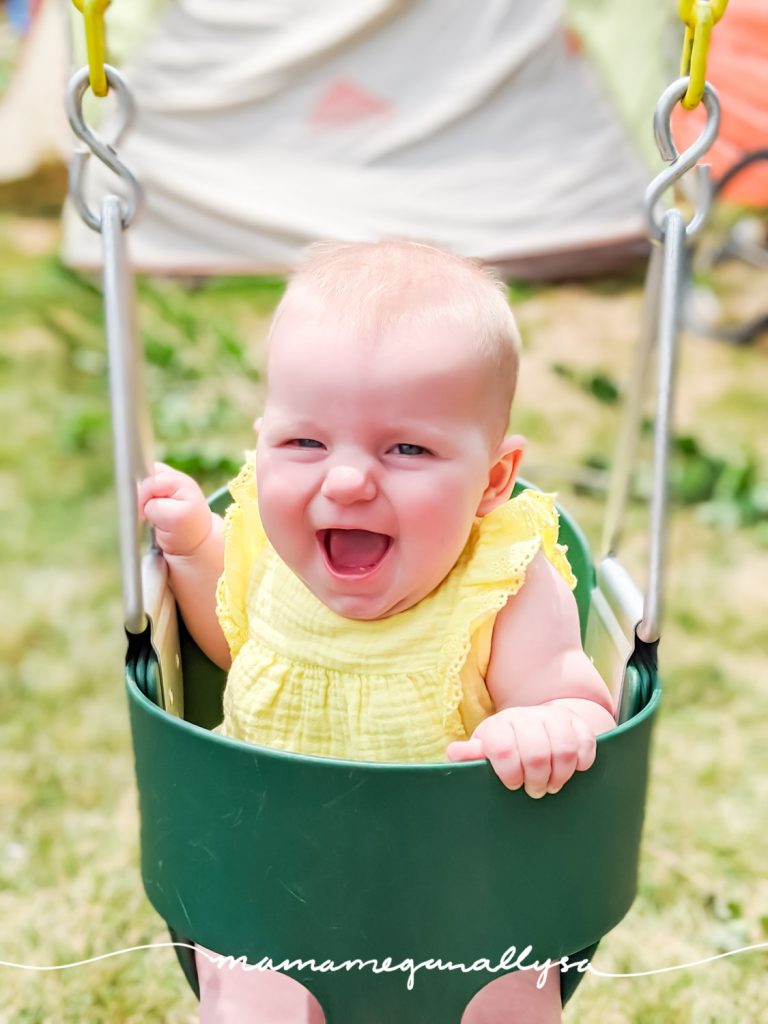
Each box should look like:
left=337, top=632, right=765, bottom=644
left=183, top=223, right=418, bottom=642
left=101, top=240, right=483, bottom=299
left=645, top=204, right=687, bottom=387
left=318, top=529, right=393, bottom=576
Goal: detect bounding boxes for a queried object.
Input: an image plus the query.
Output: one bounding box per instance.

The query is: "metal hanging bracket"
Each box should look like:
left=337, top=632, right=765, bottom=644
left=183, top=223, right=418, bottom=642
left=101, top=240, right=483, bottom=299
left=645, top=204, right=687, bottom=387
left=66, top=65, right=143, bottom=233
left=644, top=77, right=719, bottom=243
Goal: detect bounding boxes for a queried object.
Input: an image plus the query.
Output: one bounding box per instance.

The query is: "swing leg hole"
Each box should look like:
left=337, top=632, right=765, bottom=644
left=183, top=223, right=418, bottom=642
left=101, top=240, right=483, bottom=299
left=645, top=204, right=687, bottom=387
left=461, top=969, right=561, bottom=1024
left=195, top=945, right=326, bottom=1024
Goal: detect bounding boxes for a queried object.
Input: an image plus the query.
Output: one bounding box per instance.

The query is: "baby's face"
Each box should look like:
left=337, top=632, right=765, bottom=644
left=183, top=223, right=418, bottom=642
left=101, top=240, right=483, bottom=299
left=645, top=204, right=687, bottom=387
left=256, top=302, right=517, bottom=619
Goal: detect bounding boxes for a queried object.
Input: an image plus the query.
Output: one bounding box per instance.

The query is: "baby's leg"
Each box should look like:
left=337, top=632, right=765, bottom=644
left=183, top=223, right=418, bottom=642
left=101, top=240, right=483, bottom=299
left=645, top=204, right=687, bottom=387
left=195, top=945, right=325, bottom=1024
left=195, top=945, right=558, bottom=1023
left=462, top=967, right=561, bottom=1024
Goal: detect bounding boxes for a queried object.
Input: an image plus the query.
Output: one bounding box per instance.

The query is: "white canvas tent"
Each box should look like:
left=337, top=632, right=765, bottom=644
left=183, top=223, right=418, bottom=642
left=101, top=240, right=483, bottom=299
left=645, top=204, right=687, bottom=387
left=2, top=0, right=674, bottom=277
left=0, top=0, right=161, bottom=184
left=0, top=0, right=71, bottom=182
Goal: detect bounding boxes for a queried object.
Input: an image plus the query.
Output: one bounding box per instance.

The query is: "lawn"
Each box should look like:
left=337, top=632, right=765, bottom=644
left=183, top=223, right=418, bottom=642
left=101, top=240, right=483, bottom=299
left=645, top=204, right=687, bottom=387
left=1, top=212, right=767, bottom=1023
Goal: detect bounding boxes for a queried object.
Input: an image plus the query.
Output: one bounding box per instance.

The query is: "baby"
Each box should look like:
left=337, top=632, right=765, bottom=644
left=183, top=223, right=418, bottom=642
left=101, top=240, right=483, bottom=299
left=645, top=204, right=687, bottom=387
left=140, top=240, right=615, bottom=1023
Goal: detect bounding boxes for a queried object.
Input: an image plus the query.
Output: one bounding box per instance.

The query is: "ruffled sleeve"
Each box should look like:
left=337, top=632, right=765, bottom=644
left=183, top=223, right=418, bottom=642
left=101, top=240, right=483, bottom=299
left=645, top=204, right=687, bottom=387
left=506, top=489, right=576, bottom=590
left=437, top=489, right=576, bottom=726
left=215, top=452, right=267, bottom=661
left=458, top=489, right=576, bottom=602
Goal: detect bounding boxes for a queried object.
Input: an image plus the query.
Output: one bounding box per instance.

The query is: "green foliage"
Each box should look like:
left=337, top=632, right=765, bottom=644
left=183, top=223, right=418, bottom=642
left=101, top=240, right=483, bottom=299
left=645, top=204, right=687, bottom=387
left=59, top=407, right=111, bottom=453
left=667, top=434, right=766, bottom=526
left=552, top=362, right=621, bottom=404
left=143, top=334, right=182, bottom=371
left=0, top=253, right=102, bottom=327
left=505, top=279, right=541, bottom=303
left=161, top=449, right=244, bottom=480
left=585, top=268, right=648, bottom=295
left=554, top=355, right=768, bottom=529
left=0, top=249, right=273, bottom=476
left=582, top=435, right=768, bottom=528
left=201, top=273, right=287, bottom=311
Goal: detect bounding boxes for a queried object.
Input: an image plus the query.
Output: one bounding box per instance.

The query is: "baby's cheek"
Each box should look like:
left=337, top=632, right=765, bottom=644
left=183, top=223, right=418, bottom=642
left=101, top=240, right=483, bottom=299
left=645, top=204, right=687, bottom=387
left=256, top=473, right=296, bottom=532
left=259, top=458, right=311, bottom=508
left=260, top=463, right=322, bottom=555
left=260, top=473, right=294, bottom=509
left=401, top=474, right=476, bottom=529
left=400, top=492, right=472, bottom=560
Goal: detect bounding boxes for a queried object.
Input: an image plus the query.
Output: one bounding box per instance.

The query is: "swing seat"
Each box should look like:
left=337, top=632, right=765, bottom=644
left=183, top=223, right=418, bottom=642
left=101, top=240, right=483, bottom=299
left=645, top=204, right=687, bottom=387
left=125, top=487, right=660, bottom=1024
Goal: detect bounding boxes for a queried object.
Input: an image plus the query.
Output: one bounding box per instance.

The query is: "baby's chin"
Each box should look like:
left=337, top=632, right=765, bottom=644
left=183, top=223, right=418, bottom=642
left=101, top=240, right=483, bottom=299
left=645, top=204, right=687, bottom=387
left=311, top=588, right=405, bottom=621
left=299, top=575, right=423, bottom=621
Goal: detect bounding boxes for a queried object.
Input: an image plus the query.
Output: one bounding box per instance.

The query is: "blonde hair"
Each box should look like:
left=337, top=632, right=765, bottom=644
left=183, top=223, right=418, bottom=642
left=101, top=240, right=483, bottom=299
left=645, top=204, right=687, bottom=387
left=269, top=239, right=521, bottom=438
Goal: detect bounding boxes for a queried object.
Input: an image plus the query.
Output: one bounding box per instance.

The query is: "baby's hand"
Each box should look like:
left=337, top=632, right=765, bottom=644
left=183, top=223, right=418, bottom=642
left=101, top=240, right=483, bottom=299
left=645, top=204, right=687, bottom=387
left=138, top=463, right=213, bottom=557
left=446, top=705, right=597, bottom=798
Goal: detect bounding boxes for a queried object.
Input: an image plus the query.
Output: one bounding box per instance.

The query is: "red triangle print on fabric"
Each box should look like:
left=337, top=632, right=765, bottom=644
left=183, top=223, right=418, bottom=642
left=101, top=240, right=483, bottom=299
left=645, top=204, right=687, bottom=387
left=310, top=78, right=392, bottom=126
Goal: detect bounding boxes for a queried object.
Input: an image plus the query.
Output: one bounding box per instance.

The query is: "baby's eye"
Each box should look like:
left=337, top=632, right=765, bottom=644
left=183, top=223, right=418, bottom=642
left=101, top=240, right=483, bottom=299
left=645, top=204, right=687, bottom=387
left=288, top=438, right=325, bottom=449
left=390, top=443, right=430, bottom=457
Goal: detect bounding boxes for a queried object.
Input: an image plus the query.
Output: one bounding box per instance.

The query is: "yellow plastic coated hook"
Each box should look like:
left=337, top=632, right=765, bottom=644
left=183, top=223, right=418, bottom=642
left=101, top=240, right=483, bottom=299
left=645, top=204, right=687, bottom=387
left=678, top=0, right=728, bottom=109
left=71, top=0, right=112, bottom=98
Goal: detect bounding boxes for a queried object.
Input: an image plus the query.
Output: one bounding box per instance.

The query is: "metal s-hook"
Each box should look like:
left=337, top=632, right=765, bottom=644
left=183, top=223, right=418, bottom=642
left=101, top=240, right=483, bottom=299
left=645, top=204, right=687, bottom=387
left=66, top=65, right=143, bottom=232
left=644, top=76, right=720, bottom=243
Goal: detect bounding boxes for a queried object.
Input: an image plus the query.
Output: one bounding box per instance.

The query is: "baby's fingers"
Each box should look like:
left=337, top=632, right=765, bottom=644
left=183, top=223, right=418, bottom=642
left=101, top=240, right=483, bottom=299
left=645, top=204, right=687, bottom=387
left=448, top=731, right=526, bottom=792
left=570, top=714, right=597, bottom=772
left=539, top=714, right=597, bottom=796
left=541, top=715, right=581, bottom=795
left=446, top=738, right=485, bottom=762
left=139, top=464, right=197, bottom=504
left=141, top=495, right=192, bottom=532
left=510, top=718, right=552, bottom=798
left=476, top=722, right=525, bottom=792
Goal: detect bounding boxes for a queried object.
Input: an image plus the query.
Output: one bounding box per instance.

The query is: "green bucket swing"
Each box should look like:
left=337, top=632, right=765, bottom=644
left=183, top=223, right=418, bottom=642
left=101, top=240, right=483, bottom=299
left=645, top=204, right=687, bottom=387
left=65, top=50, right=721, bottom=1023
left=128, top=491, right=659, bottom=1021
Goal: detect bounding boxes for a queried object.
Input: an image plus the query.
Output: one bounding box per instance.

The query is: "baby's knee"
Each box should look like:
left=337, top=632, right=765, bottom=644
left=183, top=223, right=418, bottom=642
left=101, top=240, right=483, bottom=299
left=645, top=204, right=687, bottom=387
left=462, top=967, right=561, bottom=1024
left=195, top=946, right=325, bottom=1024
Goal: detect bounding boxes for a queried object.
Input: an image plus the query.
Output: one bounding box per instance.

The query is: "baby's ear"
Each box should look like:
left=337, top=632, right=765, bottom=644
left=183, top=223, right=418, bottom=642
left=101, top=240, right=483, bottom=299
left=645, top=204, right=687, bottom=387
left=476, top=434, right=525, bottom=517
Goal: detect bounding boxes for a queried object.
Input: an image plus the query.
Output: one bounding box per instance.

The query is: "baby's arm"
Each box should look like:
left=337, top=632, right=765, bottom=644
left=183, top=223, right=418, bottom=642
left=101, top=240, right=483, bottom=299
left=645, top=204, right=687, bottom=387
left=447, top=551, right=615, bottom=796
left=138, top=464, right=231, bottom=671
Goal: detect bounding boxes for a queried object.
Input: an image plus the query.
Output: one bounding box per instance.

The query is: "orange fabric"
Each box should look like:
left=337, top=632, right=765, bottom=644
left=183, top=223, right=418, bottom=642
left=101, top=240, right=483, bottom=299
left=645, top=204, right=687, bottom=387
left=671, top=0, right=768, bottom=205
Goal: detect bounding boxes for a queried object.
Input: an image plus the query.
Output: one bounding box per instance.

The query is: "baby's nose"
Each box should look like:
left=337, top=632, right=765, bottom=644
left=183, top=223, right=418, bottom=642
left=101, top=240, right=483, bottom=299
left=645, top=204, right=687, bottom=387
left=321, top=465, right=377, bottom=504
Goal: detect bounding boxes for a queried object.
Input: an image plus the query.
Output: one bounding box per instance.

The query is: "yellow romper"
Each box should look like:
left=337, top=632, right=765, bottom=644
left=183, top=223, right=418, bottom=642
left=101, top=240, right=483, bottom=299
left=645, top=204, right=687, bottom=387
left=215, top=454, right=576, bottom=762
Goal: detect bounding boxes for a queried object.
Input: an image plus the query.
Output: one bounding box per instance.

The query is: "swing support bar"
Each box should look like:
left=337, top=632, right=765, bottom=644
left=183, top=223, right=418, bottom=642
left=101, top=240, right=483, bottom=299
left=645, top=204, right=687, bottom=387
left=102, top=195, right=152, bottom=634
left=641, top=208, right=686, bottom=644
left=602, top=76, right=721, bottom=645
left=65, top=65, right=151, bottom=636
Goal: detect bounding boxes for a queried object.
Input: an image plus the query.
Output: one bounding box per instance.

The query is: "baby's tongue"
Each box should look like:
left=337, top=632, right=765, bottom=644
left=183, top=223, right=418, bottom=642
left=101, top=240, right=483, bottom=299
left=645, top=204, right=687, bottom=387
left=327, top=529, right=389, bottom=571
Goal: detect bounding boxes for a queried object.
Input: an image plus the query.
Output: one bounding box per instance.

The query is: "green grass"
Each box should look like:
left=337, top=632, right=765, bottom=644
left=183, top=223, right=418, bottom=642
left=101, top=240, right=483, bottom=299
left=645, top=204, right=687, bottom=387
left=1, top=214, right=767, bottom=1022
